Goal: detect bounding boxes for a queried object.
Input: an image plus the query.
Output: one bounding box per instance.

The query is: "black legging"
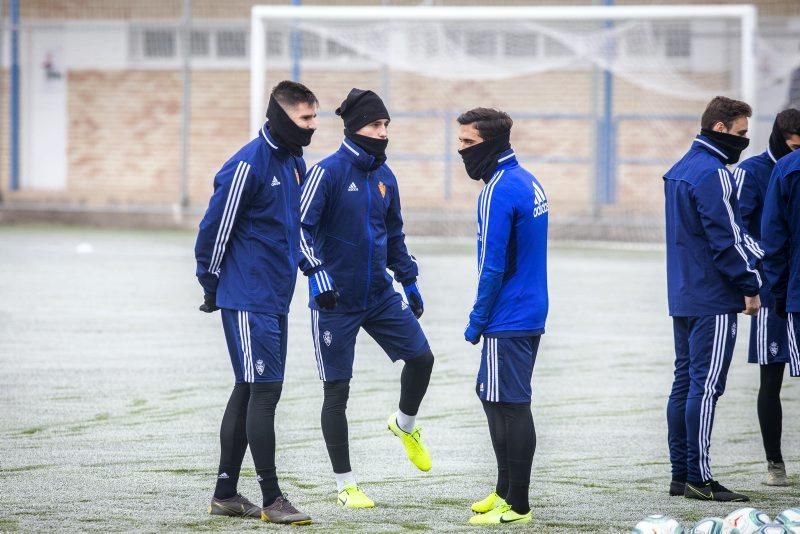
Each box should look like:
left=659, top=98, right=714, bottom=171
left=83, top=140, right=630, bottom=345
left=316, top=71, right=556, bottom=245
left=757, top=363, right=785, bottom=463
left=481, top=398, right=536, bottom=515
left=321, top=351, right=434, bottom=474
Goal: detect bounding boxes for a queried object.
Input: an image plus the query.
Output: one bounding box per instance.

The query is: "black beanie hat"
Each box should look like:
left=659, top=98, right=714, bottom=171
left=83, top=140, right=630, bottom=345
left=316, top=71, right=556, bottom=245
left=336, top=88, right=389, bottom=134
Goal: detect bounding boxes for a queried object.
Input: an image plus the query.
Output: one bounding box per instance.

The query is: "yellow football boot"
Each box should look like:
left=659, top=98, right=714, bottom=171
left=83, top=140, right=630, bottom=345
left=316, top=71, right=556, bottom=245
left=471, top=491, right=506, bottom=514
left=337, top=484, right=375, bottom=509
left=468, top=503, right=532, bottom=526
left=387, top=413, right=431, bottom=472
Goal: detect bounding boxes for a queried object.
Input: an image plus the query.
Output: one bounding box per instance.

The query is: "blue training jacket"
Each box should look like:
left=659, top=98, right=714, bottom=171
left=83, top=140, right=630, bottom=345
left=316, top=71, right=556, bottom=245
left=469, top=149, right=549, bottom=337
left=664, top=135, right=762, bottom=317
left=762, top=148, right=800, bottom=312
left=734, top=148, right=777, bottom=306
left=194, top=124, right=306, bottom=314
left=299, top=139, right=418, bottom=312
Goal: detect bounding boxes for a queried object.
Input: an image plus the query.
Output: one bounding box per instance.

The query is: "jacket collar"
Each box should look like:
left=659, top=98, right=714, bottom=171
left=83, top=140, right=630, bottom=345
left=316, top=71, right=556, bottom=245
left=766, top=146, right=778, bottom=164
left=337, top=138, right=381, bottom=171
left=495, top=148, right=518, bottom=171
left=692, top=134, right=728, bottom=163
left=259, top=122, right=290, bottom=156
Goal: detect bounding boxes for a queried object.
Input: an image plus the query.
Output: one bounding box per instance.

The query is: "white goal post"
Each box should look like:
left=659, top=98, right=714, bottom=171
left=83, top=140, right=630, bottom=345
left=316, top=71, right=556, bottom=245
left=250, top=4, right=757, bottom=137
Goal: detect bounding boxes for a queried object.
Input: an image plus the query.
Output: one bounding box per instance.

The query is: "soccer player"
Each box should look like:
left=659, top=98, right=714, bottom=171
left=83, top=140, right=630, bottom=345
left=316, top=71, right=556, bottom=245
left=664, top=96, right=761, bottom=502
left=194, top=81, right=317, bottom=525
left=299, top=88, right=434, bottom=508
left=458, top=108, right=548, bottom=526
left=735, top=108, right=800, bottom=487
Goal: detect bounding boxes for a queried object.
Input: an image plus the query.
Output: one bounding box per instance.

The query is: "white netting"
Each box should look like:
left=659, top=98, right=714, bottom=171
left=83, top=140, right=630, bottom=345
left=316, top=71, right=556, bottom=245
left=255, top=13, right=749, bottom=240
left=291, top=19, right=736, bottom=101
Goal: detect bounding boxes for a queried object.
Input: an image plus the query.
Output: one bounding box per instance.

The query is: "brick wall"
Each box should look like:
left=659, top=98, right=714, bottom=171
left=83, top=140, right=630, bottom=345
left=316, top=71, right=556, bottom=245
left=4, top=0, right=799, bottom=236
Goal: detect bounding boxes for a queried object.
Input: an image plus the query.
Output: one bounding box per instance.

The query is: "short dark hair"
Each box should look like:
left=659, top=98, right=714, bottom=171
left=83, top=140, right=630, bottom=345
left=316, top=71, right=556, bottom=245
left=457, top=108, right=513, bottom=141
left=700, top=96, right=752, bottom=130
left=776, top=108, right=800, bottom=139
left=271, top=80, right=318, bottom=108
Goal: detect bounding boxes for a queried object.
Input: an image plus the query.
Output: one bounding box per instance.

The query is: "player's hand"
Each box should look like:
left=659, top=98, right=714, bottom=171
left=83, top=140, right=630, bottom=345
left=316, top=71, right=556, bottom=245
left=199, top=292, right=219, bottom=313
left=774, top=297, right=787, bottom=319
left=310, top=270, right=338, bottom=311
left=403, top=282, right=424, bottom=319
left=743, top=294, right=760, bottom=316
left=315, top=290, right=339, bottom=310
left=464, top=323, right=481, bottom=345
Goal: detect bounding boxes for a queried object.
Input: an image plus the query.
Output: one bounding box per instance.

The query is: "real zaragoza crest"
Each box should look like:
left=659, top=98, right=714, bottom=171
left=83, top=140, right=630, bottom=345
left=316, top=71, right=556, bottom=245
left=294, top=168, right=301, bottom=184
left=378, top=181, right=386, bottom=198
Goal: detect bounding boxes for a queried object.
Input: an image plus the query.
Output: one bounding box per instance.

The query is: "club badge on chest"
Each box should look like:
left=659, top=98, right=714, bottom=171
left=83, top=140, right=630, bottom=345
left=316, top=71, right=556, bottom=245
left=294, top=168, right=300, bottom=185
left=378, top=181, right=386, bottom=198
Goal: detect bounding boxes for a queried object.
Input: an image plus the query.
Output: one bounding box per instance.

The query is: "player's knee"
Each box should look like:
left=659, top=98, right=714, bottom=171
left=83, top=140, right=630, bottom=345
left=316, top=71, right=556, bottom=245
left=232, top=382, right=250, bottom=396
left=322, top=379, right=350, bottom=412
left=250, top=381, right=283, bottom=414
left=406, top=350, right=434, bottom=373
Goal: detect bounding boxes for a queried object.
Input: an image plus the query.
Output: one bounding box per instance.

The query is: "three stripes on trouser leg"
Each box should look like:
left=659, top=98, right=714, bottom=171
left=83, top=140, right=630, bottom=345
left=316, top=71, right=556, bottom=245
left=485, top=338, right=500, bottom=402
left=697, top=314, right=729, bottom=481
left=311, top=309, right=326, bottom=381
left=237, top=310, right=254, bottom=383
left=788, top=313, right=800, bottom=377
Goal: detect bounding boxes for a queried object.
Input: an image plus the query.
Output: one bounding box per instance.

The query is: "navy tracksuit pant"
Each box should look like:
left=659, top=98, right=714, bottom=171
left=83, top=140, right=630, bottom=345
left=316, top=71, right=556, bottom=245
left=667, top=313, right=737, bottom=484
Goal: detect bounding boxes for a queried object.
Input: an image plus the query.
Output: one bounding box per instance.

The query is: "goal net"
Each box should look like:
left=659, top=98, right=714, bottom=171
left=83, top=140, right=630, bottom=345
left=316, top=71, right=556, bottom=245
left=250, top=5, right=756, bottom=241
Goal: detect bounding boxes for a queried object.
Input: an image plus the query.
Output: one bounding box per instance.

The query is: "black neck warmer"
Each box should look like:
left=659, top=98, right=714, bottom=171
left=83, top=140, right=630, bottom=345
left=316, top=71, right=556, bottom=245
left=266, top=95, right=314, bottom=157
left=346, top=131, right=388, bottom=169
left=768, top=118, right=794, bottom=161
left=700, top=128, right=750, bottom=164
left=458, top=133, right=511, bottom=183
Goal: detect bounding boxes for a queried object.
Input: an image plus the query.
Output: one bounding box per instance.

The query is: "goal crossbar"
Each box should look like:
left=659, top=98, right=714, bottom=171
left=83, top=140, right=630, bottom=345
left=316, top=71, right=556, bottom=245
left=250, top=4, right=757, bottom=136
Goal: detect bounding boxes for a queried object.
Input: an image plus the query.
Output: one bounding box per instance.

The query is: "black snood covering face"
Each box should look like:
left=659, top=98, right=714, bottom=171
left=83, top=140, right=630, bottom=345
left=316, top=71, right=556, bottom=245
left=345, top=131, right=388, bottom=168
left=266, top=95, right=314, bottom=157
left=700, top=128, right=750, bottom=164
left=768, top=118, right=795, bottom=161
left=458, top=133, right=511, bottom=183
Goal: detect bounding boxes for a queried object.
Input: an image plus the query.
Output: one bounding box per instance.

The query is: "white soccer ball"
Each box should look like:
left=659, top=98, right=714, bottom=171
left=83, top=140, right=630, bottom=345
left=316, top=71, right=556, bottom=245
left=754, top=524, right=792, bottom=534
left=632, top=514, right=685, bottom=534
left=776, top=508, right=800, bottom=533
left=724, top=508, right=771, bottom=534
left=690, top=517, right=732, bottom=534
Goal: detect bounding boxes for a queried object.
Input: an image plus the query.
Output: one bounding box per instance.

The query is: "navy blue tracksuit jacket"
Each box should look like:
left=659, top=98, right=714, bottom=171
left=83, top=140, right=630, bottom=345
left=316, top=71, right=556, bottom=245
left=195, top=125, right=305, bottom=314
left=298, top=139, right=418, bottom=312
left=762, top=148, right=800, bottom=312
left=664, top=135, right=762, bottom=316
left=734, top=149, right=776, bottom=305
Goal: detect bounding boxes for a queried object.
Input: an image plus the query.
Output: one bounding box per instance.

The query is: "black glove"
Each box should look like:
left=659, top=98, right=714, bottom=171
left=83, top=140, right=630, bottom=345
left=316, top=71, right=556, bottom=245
left=315, top=290, right=339, bottom=311
left=775, top=297, right=787, bottom=320
left=310, top=269, right=338, bottom=310
left=199, top=292, right=219, bottom=313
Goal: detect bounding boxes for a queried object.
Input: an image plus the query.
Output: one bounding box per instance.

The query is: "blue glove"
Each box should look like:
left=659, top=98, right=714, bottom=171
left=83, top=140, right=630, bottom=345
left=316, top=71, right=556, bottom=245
left=309, top=270, right=338, bottom=310
left=464, top=322, right=482, bottom=345
left=403, top=281, right=424, bottom=319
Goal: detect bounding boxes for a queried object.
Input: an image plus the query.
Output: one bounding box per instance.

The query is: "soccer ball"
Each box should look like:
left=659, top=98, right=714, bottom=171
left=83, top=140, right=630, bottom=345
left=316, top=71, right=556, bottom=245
left=724, top=508, right=771, bottom=534
left=690, top=517, right=732, bottom=534
left=632, top=514, right=685, bottom=534
left=754, top=524, right=792, bottom=534
left=776, top=508, right=800, bottom=533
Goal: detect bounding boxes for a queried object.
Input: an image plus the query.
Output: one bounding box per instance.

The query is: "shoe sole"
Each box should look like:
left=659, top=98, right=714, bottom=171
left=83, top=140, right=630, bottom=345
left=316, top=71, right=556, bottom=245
left=763, top=481, right=791, bottom=486
left=685, top=494, right=749, bottom=502
left=261, top=513, right=313, bottom=525
left=209, top=504, right=260, bottom=518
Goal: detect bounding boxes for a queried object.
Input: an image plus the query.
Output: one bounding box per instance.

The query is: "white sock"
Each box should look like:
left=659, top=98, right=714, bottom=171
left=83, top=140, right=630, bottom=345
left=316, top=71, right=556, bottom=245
left=396, top=410, right=416, bottom=434
left=335, top=471, right=356, bottom=492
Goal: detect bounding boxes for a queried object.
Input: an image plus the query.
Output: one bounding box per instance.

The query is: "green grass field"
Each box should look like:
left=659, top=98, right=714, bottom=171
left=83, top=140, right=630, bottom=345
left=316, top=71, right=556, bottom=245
left=0, top=225, right=797, bottom=532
